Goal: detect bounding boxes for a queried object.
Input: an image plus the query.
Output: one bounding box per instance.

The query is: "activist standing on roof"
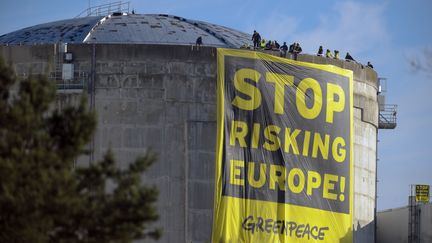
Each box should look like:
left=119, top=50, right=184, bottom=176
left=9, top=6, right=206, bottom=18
left=292, top=42, right=302, bottom=60
left=280, top=42, right=288, bottom=57
left=252, top=30, right=261, bottom=50
left=317, top=46, right=323, bottom=56
left=195, top=36, right=202, bottom=48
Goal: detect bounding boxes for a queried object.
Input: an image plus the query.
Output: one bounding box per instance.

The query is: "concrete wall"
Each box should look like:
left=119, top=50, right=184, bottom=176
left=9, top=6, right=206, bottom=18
left=0, top=44, right=379, bottom=243
left=0, top=44, right=54, bottom=76
left=377, top=203, right=432, bottom=243
left=90, top=44, right=217, bottom=243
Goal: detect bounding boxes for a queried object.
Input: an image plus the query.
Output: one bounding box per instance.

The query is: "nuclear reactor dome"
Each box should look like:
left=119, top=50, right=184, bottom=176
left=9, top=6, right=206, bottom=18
left=0, top=13, right=252, bottom=48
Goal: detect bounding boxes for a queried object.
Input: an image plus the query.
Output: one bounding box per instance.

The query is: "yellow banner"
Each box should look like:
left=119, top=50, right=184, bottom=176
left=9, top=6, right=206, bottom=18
left=415, top=185, right=430, bottom=203
left=212, top=48, right=353, bottom=243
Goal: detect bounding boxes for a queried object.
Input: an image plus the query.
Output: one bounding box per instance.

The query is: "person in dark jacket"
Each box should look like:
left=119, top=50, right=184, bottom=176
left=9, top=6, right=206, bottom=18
left=265, top=40, right=272, bottom=50
left=317, top=46, right=323, bottom=56
left=280, top=42, right=288, bottom=57
left=294, top=43, right=302, bottom=53
left=274, top=41, right=280, bottom=49
left=196, top=36, right=202, bottom=46
left=345, top=52, right=355, bottom=62
left=367, top=61, right=374, bottom=68
left=293, top=42, right=302, bottom=60
left=252, top=30, right=261, bottom=50
left=289, top=43, right=294, bottom=53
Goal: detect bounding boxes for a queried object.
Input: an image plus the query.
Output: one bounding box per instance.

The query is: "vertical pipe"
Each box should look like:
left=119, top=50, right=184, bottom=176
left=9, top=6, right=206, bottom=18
left=89, top=43, right=96, bottom=164
left=374, top=75, right=380, bottom=243
left=184, top=121, right=189, bottom=243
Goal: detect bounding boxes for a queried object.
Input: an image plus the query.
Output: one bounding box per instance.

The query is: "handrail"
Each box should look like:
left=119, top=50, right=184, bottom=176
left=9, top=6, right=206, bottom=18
left=75, top=1, right=130, bottom=18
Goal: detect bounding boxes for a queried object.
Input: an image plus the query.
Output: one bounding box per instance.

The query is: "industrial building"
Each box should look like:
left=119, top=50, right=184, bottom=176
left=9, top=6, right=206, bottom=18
left=0, top=6, right=397, bottom=242
left=377, top=203, right=432, bottom=243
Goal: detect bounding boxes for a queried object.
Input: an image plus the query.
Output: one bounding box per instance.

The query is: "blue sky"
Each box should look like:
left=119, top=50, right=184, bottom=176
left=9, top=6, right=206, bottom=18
left=1, top=0, right=431, bottom=210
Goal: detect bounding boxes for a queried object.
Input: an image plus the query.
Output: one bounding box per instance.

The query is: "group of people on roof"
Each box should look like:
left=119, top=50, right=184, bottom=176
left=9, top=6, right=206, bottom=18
left=248, top=30, right=374, bottom=68
left=317, top=46, right=373, bottom=68
left=196, top=30, right=374, bottom=69
left=318, top=46, right=352, bottom=61
left=250, top=30, right=304, bottom=60
left=252, top=31, right=282, bottom=51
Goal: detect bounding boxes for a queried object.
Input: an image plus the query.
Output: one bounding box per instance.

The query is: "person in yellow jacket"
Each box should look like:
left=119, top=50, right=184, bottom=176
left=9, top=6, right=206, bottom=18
left=260, top=39, right=266, bottom=49
left=326, top=49, right=333, bottom=58
left=334, top=50, right=340, bottom=59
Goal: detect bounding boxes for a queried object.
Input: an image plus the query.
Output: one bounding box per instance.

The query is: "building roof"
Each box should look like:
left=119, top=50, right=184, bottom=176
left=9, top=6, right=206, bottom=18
left=0, top=13, right=252, bottom=48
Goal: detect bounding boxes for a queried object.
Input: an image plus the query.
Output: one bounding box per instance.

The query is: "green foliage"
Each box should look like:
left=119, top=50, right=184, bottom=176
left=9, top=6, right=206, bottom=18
left=0, top=59, right=160, bottom=243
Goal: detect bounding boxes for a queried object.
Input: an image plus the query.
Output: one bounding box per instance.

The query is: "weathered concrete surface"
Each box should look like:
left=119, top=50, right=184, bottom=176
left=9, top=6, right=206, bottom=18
left=377, top=203, right=432, bottom=243
left=0, top=44, right=379, bottom=243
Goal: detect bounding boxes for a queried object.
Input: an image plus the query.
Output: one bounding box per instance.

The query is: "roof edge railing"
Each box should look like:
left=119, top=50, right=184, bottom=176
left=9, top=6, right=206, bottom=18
left=75, top=1, right=130, bottom=18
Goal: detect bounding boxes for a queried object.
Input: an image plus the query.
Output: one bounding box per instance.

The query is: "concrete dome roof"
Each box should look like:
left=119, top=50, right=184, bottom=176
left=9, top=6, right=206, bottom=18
left=0, top=13, right=252, bottom=48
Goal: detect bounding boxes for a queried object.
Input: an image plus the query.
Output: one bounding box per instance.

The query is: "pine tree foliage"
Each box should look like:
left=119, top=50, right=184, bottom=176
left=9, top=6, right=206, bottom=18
left=0, top=59, right=160, bottom=243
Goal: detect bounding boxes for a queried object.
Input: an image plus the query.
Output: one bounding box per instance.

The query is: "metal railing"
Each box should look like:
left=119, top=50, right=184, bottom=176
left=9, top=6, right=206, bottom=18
left=55, top=72, right=87, bottom=91
left=379, top=104, right=397, bottom=129
left=75, top=1, right=130, bottom=18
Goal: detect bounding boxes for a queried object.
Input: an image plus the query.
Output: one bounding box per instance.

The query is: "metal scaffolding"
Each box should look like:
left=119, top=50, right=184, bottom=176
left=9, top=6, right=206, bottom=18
left=378, top=77, right=397, bottom=129
left=408, top=186, right=421, bottom=243
left=379, top=104, right=397, bottom=129
left=50, top=43, right=87, bottom=93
